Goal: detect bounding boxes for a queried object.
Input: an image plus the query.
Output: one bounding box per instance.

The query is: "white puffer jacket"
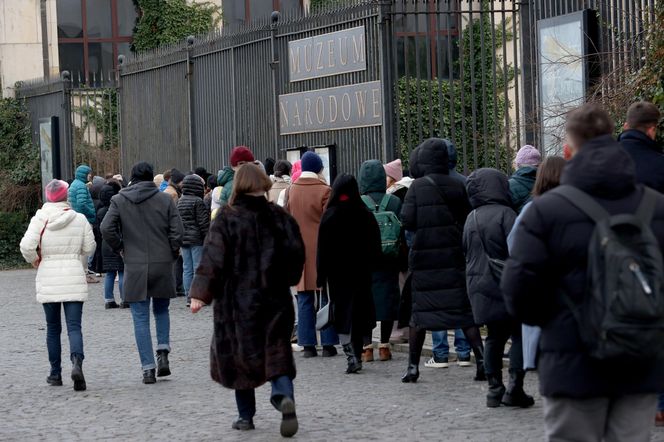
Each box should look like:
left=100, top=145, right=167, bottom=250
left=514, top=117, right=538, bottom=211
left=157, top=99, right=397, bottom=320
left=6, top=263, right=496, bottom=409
left=20, top=202, right=96, bottom=303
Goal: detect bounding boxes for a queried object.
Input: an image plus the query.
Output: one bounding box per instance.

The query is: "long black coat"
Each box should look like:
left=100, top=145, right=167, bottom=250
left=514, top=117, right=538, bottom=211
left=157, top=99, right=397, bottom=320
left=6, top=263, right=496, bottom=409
left=619, top=129, right=664, bottom=193
left=401, top=138, right=474, bottom=330
left=502, top=135, right=664, bottom=398
left=177, top=175, right=210, bottom=246
left=101, top=181, right=183, bottom=302
left=462, top=169, right=516, bottom=325
left=97, top=182, right=124, bottom=272
left=317, top=177, right=381, bottom=336
left=189, top=195, right=305, bottom=390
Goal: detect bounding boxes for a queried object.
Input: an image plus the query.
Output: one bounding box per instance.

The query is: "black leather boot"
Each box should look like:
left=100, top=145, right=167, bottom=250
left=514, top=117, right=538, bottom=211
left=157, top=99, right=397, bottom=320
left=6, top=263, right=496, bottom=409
left=401, top=363, right=420, bottom=383
left=486, top=373, right=506, bottom=408
left=502, top=369, right=535, bottom=408
left=143, top=369, right=156, bottom=384
left=71, top=356, right=86, bottom=391
left=46, top=374, right=63, bottom=386
left=473, top=346, right=486, bottom=381
left=156, top=350, right=171, bottom=377
left=342, top=343, right=362, bottom=374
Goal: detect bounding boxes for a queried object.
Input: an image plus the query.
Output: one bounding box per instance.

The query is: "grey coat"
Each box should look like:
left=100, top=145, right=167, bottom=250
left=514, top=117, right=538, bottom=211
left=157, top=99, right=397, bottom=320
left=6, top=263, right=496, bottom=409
left=101, top=181, right=184, bottom=302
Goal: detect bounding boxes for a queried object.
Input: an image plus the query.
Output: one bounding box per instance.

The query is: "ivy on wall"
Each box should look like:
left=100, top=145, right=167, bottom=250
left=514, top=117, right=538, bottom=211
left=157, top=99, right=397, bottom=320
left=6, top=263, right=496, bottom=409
left=132, top=0, right=222, bottom=52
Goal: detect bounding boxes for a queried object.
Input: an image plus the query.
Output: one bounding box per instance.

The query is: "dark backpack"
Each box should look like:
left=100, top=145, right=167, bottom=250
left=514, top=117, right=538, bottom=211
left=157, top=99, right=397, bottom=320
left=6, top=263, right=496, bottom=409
left=551, top=185, right=664, bottom=360
left=361, top=194, right=402, bottom=259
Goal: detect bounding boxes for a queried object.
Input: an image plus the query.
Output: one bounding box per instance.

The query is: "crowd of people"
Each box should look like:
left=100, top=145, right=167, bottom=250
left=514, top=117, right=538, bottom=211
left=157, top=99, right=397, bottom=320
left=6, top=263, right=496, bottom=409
left=19, top=101, right=664, bottom=440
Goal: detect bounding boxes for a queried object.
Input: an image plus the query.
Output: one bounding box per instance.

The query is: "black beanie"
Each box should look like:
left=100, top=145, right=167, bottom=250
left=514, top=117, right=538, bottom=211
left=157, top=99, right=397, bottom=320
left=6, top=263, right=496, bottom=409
left=170, top=168, right=185, bottom=185
left=131, top=162, right=154, bottom=182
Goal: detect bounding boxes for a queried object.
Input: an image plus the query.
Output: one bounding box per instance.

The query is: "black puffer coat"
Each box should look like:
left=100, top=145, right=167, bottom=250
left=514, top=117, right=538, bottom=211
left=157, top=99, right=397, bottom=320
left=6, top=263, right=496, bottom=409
left=502, top=134, right=664, bottom=398
left=401, top=138, right=474, bottom=330
left=177, top=175, right=210, bottom=247
left=97, top=182, right=124, bottom=272
left=619, top=129, right=664, bottom=193
left=462, top=168, right=516, bottom=325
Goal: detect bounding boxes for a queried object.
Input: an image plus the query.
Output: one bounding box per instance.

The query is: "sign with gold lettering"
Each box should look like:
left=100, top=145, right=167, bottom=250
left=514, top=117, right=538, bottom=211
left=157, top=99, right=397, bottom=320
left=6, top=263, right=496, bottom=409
left=288, top=26, right=366, bottom=82
left=279, top=81, right=382, bottom=135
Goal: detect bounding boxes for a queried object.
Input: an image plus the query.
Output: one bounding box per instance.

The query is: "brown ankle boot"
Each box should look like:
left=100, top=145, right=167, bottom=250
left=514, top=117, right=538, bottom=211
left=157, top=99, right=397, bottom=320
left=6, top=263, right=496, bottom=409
left=379, top=344, right=392, bottom=361
left=361, top=345, right=374, bottom=362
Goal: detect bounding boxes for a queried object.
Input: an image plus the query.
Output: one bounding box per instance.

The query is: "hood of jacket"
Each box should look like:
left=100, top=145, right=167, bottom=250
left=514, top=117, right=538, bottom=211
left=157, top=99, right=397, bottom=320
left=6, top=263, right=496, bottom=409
left=217, top=167, right=234, bottom=187
left=75, top=165, right=91, bottom=183
left=511, top=165, right=538, bottom=182
left=409, top=138, right=450, bottom=178
left=99, top=182, right=121, bottom=207
left=119, top=181, right=160, bottom=204
left=358, top=160, right=387, bottom=194
left=561, top=134, right=636, bottom=199
left=90, top=177, right=105, bottom=199
left=618, top=129, right=662, bottom=154
left=466, top=168, right=512, bottom=209
left=182, top=174, right=205, bottom=198
left=41, top=202, right=78, bottom=231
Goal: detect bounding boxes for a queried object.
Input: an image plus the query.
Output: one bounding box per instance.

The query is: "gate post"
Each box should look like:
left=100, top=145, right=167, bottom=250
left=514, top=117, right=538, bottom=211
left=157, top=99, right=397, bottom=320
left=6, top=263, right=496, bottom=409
left=61, top=70, right=74, bottom=179
left=186, top=36, right=196, bottom=171
left=378, top=0, right=396, bottom=162
left=270, top=11, right=281, bottom=160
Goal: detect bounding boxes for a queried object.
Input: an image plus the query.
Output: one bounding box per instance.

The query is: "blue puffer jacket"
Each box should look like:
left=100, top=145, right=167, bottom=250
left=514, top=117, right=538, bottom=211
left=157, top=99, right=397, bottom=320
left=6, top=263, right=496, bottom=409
left=68, top=165, right=96, bottom=224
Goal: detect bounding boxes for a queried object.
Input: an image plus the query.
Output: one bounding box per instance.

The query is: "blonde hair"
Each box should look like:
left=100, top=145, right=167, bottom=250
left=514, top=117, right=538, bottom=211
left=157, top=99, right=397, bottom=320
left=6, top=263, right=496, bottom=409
left=229, top=163, right=272, bottom=206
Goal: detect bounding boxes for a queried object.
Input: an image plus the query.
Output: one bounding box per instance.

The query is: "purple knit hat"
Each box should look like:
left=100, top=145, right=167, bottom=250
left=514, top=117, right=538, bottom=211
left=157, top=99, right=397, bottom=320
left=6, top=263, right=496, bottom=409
left=515, top=145, right=542, bottom=167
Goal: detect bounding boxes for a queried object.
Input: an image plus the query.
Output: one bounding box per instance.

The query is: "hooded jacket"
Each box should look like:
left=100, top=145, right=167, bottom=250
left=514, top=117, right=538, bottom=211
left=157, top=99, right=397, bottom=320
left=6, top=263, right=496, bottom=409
left=508, top=166, right=537, bottom=213
left=68, top=165, right=96, bottom=224
left=218, top=167, right=236, bottom=207
left=401, top=138, right=475, bottom=330
left=101, top=181, right=184, bottom=302
left=502, top=134, right=664, bottom=398
left=178, top=175, right=210, bottom=246
left=619, top=129, right=664, bottom=193
left=462, top=168, right=516, bottom=325
left=20, top=202, right=96, bottom=303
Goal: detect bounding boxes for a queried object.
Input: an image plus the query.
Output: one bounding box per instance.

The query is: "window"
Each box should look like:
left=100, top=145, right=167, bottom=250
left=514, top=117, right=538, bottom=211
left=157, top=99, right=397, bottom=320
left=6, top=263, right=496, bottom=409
left=57, top=0, right=137, bottom=86
left=223, top=0, right=302, bottom=25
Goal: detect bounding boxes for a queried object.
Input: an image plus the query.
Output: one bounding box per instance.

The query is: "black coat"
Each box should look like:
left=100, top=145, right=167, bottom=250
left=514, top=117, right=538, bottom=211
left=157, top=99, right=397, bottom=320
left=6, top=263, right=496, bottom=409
left=401, top=138, right=475, bottom=330
left=189, top=195, right=305, bottom=390
left=501, top=135, right=664, bottom=398
left=101, top=181, right=183, bottom=302
left=462, top=168, right=516, bottom=325
left=97, top=182, right=124, bottom=272
left=177, top=175, right=210, bottom=246
left=619, top=129, right=664, bottom=193
left=317, top=175, right=381, bottom=336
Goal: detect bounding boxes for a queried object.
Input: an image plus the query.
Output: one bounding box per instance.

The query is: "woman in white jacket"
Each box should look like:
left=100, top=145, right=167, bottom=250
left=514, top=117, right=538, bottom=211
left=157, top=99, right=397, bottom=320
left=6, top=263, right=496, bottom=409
left=20, top=179, right=96, bottom=391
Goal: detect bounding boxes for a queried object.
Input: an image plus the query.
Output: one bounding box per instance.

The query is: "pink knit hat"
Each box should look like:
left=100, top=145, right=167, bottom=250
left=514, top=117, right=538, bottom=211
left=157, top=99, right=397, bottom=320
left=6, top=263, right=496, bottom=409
left=45, top=179, right=69, bottom=202
left=383, top=159, right=403, bottom=182
left=291, top=160, right=302, bottom=183
left=515, top=145, right=542, bottom=167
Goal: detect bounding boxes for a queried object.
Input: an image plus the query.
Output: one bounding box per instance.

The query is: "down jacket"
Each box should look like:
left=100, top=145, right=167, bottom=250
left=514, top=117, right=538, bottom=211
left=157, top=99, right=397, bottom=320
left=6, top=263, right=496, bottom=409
left=401, top=138, right=475, bottom=330
left=619, top=129, right=664, bottom=193
left=177, top=175, right=210, bottom=246
left=501, top=134, right=664, bottom=398
left=68, top=165, right=96, bottom=224
left=462, top=168, right=516, bottom=325
left=97, top=182, right=124, bottom=272
left=20, top=202, right=96, bottom=303
left=508, top=166, right=537, bottom=213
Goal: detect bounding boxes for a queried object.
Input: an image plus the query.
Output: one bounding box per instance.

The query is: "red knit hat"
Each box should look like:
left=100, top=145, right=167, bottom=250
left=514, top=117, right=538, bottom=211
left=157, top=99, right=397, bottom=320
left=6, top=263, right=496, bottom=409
left=230, top=146, right=255, bottom=167
left=45, top=179, right=69, bottom=202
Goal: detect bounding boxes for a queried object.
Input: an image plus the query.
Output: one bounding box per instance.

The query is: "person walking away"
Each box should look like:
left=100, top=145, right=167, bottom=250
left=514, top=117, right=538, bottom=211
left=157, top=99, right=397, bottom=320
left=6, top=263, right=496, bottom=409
left=101, top=162, right=184, bottom=384
left=508, top=145, right=541, bottom=213
left=463, top=168, right=534, bottom=408
left=204, top=175, right=217, bottom=211
left=20, top=179, right=96, bottom=391
left=400, top=138, right=485, bottom=383
left=286, top=151, right=339, bottom=358
left=318, top=174, right=381, bottom=373
left=178, top=174, right=210, bottom=307
left=277, top=160, right=302, bottom=207
left=507, top=156, right=566, bottom=372
left=269, top=160, right=292, bottom=203
left=164, top=168, right=185, bottom=204
left=502, top=104, right=664, bottom=441
left=97, top=180, right=125, bottom=308
left=69, top=164, right=98, bottom=281
left=359, top=160, right=402, bottom=362
left=211, top=166, right=234, bottom=216
left=219, top=146, right=255, bottom=206
left=189, top=163, right=304, bottom=437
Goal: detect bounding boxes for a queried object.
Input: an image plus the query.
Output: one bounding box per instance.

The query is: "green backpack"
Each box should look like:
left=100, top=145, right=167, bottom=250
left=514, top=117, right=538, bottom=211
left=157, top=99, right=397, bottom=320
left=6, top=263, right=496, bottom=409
left=361, top=194, right=402, bottom=259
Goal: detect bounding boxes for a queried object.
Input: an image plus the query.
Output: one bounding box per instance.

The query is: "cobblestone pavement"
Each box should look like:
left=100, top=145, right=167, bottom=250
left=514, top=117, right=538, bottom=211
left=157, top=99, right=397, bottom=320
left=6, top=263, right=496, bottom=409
left=1, top=269, right=662, bottom=441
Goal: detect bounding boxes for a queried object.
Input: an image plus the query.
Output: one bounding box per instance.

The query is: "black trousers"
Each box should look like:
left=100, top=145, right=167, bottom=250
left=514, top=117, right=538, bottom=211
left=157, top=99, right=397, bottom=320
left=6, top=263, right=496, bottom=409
left=484, top=319, right=523, bottom=376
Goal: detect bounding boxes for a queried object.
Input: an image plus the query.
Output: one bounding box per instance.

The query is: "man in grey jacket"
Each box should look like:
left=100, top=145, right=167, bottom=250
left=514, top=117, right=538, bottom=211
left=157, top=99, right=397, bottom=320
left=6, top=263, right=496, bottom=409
left=101, top=162, right=184, bottom=384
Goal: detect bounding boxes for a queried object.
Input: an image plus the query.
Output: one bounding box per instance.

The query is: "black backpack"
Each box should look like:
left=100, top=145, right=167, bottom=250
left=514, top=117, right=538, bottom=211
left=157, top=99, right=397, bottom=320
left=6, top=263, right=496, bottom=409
left=551, top=185, right=664, bottom=360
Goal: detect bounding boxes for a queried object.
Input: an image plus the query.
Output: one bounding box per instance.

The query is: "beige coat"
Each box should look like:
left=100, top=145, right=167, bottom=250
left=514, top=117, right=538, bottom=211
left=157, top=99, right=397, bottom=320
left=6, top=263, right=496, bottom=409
left=286, top=173, right=330, bottom=291
left=268, top=177, right=290, bottom=203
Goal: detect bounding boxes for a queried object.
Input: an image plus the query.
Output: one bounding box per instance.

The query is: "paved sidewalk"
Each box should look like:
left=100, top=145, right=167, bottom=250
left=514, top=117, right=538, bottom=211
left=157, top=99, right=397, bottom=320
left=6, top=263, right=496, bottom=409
left=1, top=269, right=662, bottom=441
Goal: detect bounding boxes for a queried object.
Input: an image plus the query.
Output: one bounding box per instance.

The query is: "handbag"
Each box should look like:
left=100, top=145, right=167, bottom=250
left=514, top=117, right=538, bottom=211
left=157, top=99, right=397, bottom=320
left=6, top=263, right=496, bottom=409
left=472, top=210, right=505, bottom=281
left=35, top=220, right=49, bottom=266
left=315, top=284, right=333, bottom=331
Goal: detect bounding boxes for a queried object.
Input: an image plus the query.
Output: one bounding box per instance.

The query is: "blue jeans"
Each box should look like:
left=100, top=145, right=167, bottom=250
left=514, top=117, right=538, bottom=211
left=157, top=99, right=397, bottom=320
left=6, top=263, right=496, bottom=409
left=182, top=245, right=204, bottom=299
left=104, top=271, right=124, bottom=302
left=432, top=329, right=471, bottom=360
left=235, top=375, right=294, bottom=420
left=296, top=291, right=339, bottom=347
left=130, top=298, right=171, bottom=370
left=43, top=302, right=84, bottom=376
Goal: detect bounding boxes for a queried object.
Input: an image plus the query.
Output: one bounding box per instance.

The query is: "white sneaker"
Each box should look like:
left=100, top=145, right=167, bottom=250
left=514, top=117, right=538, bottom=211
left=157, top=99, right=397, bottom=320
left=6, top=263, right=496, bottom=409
left=424, top=357, right=449, bottom=368
left=457, top=358, right=472, bottom=367
left=291, top=344, right=304, bottom=352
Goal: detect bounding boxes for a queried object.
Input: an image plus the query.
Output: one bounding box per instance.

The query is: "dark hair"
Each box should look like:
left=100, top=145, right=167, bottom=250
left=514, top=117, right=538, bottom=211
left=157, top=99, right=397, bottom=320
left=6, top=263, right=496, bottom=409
left=206, top=175, right=217, bottom=190
left=264, top=157, right=276, bottom=176
left=230, top=163, right=272, bottom=206
left=163, top=169, right=172, bottom=181
left=274, top=160, right=292, bottom=178
left=626, top=101, right=660, bottom=133
left=565, top=104, right=614, bottom=148
left=533, top=156, right=566, bottom=197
